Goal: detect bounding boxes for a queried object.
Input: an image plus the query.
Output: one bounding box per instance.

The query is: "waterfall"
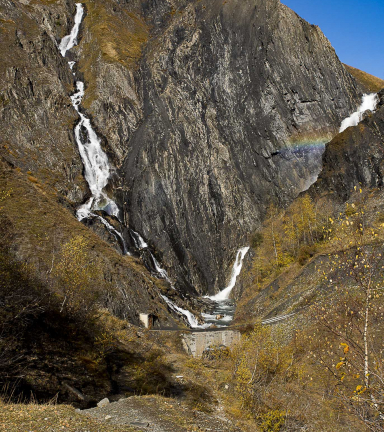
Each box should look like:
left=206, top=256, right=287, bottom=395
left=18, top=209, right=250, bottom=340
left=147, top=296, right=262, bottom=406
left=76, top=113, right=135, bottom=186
left=130, top=230, right=174, bottom=286
left=130, top=230, right=148, bottom=249
left=59, top=3, right=200, bottom=327
left=60, top=3, right=127, bottom=258
left=340, top=93, right=379, bottom=133
left=66, top=57, right=119, bottom=221
left=61, top=4, right=173, bottom=267
left=208, top=247, right=250, bottom=301
left=161, top=295, right=209, bottom=329
left=59, top=3, right=84, bottom=57
left=94, top=213, right=128, bottom=255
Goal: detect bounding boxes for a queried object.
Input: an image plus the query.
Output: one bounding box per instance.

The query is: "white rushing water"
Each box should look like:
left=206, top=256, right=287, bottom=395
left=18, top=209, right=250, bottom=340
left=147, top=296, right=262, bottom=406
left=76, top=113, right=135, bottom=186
left=60, top=4, right=202, bottom=327
left=59, top=3, right=84, bottom=57
left=130, top=230, right=174, bottom=285
left=94, top=214, right=128, bottom=255
left=161, top=295, right=210, bottom=329
left=131, top=230, right=148, bottom=249
left=208, top=247, right=250, bottom=301
left=60, top=4, right=120, bottom=222
left=340, top=93, right=379, bottom=133
left=151, top=254, right=172, bottom=283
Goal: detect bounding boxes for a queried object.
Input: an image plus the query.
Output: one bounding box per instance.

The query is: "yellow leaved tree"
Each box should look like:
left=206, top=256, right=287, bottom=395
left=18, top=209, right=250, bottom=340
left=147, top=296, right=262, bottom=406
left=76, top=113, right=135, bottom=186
left=53, top=235, right=102, bottom=318
left=311, top=188, right=384, bottom=430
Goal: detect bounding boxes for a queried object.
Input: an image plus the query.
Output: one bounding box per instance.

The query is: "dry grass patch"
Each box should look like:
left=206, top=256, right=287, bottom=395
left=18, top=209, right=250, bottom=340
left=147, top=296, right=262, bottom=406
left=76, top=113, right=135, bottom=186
left=0, top=401, right=138, bottom=432
left=344, top=64, right=384, bottom=93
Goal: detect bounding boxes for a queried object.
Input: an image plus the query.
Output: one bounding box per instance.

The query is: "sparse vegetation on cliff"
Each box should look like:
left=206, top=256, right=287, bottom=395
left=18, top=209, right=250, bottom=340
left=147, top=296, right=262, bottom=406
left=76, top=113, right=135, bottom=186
left=344, top=64, right=384, bottom=93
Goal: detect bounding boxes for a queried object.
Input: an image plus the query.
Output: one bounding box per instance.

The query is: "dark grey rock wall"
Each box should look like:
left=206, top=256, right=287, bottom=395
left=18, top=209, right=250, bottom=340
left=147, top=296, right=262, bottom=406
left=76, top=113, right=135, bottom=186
left=119, top=0, right=361, bottom=295
left=0, top=0, right=364, bottom=300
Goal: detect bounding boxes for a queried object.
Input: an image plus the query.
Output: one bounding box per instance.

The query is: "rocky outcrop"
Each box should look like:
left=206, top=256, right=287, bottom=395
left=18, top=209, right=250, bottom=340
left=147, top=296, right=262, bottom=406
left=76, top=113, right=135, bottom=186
left=311, top=90, right=384, bottom=201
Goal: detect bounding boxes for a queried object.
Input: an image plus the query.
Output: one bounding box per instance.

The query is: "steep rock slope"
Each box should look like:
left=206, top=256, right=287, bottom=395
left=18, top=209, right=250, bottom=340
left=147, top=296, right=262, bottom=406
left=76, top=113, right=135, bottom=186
left=0, top=0, right=86, bottom=202
left=311, top=89, right=384, bottom=201
left=120, top=0, right=362, bottom=294
left=1, top=0, right=363, bottom=300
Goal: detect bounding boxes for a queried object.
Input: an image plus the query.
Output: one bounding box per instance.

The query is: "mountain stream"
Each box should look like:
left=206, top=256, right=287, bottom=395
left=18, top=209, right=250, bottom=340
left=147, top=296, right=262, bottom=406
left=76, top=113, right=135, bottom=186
left=59, top=4, right=250, bottom=329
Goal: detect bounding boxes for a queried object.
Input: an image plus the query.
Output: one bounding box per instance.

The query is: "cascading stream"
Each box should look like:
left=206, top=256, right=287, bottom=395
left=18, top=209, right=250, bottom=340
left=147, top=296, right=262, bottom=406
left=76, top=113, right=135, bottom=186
left=68, top=64, right=120, bottom=221
left=60, top=4, right=250, bottom=329
left=59, top=3, right=196, bottom=324
left=340, top=93, right=379, bottom=132
left=59, top=4, right=127, bottom=260
left=208, top=247, right=250, bottom=302
left=201, top=247, right=250, bottom=328
left=58, top=3, right=83, bottom=57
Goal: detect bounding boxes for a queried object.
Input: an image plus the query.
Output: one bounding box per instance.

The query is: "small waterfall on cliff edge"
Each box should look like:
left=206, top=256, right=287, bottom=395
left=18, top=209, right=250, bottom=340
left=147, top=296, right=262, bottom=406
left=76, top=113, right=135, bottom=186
left=209, top=247, right=250, bottom=301
left=340, top=93, right=379, bottom=133
left=201, top=247, right=250, bottom=328
left=161, top=295, right=210, bottom=329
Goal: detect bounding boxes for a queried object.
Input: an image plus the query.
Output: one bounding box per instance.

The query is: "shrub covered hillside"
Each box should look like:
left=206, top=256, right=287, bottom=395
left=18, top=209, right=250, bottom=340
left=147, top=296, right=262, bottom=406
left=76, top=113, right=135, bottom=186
left=233, top=187, right=384, bottom=431
left=233, top=88, right=384, bottom=430
left=0, top=162, right=188, bottom=405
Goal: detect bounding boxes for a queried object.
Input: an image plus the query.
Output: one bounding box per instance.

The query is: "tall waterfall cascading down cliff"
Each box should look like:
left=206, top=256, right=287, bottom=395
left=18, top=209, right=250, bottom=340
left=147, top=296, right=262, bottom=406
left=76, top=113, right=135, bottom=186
left=58, top=3, right=130, bottom=258
left=208, top=247, right=250, bottom=301
left=59, top=4, right=119, bottom=222
left=59, top=3, right=207, bottom=328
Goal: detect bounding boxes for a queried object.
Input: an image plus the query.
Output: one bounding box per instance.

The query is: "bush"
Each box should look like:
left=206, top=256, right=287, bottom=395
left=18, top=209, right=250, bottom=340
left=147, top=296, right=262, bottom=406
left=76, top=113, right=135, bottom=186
left=52, top=235, right=103, bottom=320
left=259, top=410, right=285, bottom=432
left=251, top=232, right=263, bottom=249
left=202, top=345, right=230, bottom=361
left=297, top=244, right=316, bottom=265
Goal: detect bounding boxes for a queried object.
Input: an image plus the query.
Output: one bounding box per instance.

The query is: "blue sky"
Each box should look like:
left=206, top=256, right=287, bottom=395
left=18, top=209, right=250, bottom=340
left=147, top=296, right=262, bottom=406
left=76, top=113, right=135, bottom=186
left=281, top=0, right=384, bottom=79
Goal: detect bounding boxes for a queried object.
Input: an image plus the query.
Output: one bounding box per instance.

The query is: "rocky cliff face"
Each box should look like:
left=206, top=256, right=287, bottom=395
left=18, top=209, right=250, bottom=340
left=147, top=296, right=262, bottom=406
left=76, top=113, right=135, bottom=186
left=119, top=0, right=362, bottom=294
left=1, top=0, right=363, bottom=302
left=311, top=90, right=384, bottom=201
left=0, top=0, right=87, bottom=202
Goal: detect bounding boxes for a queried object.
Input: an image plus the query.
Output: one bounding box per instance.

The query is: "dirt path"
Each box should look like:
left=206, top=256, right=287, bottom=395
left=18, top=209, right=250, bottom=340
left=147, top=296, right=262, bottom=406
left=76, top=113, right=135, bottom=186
left=82, top=395, right=243, bottom=432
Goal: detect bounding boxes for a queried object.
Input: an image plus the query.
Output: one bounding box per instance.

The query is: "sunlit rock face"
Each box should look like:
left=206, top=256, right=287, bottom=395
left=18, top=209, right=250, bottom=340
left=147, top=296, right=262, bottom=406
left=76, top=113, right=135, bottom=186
left=1, top=0, right=363, bottom=297
left=310, top=90, right=384, bottom=202
left=118, top=0, right=362, bottom=295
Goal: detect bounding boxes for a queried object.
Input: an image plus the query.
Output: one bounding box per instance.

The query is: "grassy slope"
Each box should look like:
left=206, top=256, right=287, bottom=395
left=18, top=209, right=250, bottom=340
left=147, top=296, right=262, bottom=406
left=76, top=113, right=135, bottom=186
left=344, top=64, right=384, bottom=93
left=236, top=187, right=384, bottom=323
left=0, top=162, right=162, bottom=306
left=79, top=0, right=149, bottom=109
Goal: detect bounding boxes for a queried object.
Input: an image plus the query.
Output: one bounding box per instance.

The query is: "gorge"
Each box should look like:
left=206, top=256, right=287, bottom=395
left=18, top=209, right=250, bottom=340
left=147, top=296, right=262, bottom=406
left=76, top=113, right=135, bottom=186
left=2, top=0, right=384, bottom=429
